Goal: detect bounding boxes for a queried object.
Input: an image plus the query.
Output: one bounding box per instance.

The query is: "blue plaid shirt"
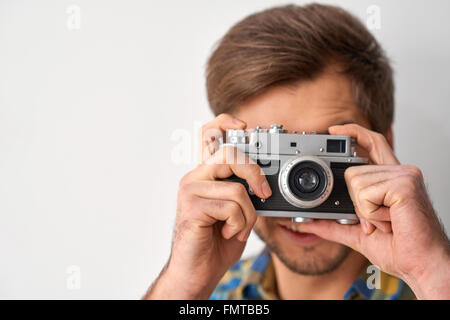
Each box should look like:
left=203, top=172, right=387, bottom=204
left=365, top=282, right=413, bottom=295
left=210, top=248, right=415, bottom=300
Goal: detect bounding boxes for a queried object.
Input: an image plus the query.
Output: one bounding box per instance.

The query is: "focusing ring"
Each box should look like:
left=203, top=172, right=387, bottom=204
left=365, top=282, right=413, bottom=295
left=278, top=156, right=334, bottom=209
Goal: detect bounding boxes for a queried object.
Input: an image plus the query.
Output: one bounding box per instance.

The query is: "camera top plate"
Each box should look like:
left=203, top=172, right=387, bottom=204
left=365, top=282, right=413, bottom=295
left=226, top=124, right=366, bottom=162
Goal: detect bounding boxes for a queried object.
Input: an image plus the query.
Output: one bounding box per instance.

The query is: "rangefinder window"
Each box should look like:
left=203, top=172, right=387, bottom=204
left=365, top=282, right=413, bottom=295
left=327, top=139, right=346, bottom=153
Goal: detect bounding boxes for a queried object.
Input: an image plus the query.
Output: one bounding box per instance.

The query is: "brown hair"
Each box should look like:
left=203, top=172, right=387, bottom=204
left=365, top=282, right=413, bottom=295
left=206, top=4, right=394, bottom=134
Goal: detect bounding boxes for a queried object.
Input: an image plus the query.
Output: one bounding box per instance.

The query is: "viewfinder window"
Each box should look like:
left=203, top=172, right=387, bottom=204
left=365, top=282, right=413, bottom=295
left=327, top=139, right=346, bottom=153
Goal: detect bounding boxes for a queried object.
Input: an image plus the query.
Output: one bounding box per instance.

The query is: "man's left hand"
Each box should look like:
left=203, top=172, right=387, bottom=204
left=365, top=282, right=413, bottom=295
left=299, top=124, right=450, bottom=299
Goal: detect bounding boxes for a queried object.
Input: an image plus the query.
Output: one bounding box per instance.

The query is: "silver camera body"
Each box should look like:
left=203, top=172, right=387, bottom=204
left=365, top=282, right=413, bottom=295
left=223, top=125, right=367, bottom=224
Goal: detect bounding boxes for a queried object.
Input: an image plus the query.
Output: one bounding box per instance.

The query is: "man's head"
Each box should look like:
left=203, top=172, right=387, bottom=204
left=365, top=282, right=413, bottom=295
left=206, top=4, right=394, bottom=275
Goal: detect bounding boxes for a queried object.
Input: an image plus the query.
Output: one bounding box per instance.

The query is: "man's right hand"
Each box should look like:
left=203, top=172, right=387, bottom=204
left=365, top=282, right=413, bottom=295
left=145, top=114, right=272, bottom=299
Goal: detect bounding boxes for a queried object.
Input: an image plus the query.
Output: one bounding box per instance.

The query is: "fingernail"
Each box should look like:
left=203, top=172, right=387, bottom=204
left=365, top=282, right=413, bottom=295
left=261, top=180, right=272, bottom=198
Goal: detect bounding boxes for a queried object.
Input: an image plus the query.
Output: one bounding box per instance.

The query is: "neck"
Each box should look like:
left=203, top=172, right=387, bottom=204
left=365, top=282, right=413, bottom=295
left=272, top=250, right=368, bottom=300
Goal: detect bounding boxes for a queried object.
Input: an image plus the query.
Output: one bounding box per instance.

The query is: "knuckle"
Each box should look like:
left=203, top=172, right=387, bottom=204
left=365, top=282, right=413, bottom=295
left=228, top=201, right=241, bottom=213
left=180, top=193, right=199, bottom=215
left=230, top=182, right=247, bottom=197
left=227, top=205, right=244, bottom=225
left=357, top=198, right=373, bottom=218
left=249, top=164, right=263, bottom=179
left=224, top=201, right=240, bottom=215
left=358, top=211, right=371, bottom=222
left=216, top=113, right=231, bottom=122
left=177, top=183, right=189, bottom=198
left=358, top=186, right=370, bottom=200
left=350, top=175, right=364, bottom=191
left=178, top=171, right=193, bottom=188
left=399, top=175, right=417, bottom=192
left=344, top=166, right=358, bottom=180
left=374, top=132, right=387, bottom=142
left=251, top=160, right=263, bottom=171
left=229, top=218, right=244, bottom=231
left=403, top=164, right=423, bottom=180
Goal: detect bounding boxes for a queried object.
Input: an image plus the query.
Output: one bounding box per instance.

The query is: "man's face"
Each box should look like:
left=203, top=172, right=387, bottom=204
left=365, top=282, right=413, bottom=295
left=233, top=66, right=371, bottom=275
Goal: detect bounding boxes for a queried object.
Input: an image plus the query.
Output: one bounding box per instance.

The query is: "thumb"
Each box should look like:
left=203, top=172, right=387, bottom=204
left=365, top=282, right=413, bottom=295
left=299, top=219, right=363, bottom=252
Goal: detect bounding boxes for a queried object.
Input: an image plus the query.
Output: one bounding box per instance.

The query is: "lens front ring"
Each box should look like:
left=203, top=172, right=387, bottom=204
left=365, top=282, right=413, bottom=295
left=278, top=156, right=334, bottom=209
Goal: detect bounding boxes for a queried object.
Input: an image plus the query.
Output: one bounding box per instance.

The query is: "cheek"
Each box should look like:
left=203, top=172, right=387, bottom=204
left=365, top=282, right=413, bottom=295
left=254, top=217, right=278, bottom=236
left=315, top=239, right=346, bottom=253
left=254, top=217, right=269, bottom=232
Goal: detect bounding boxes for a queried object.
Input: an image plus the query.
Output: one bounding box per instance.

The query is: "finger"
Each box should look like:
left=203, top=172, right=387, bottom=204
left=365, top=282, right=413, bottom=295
left=300, top=219, right=393, bottom=265
left=344, top=165, right=399, bottom=182
left=346, top=170, right=411, bottom=222
left=355, top=180, right=394, bottom=222
left=200, top=114, right=246, bottom=162
left=328, top=124, right=399, bottom=165
left=299, top=219, right=365, bottom=252
left=359, top=190, right=392, bottom=222
left=360, top=216, right=393, bottom=235
left=369, top=220, right=392, bottom=233
left=348, top=168, right=423, bottom=229
left=207, top=200, right=246, bottom=241
left=186, top=196, right=247, bottom=241
left=345, top=168, right=396, bottom=217
left=183, top=180, right=257, bottom=241
left=201, top=128, right=222, bottom=162
left=343, top=174, right=384, bottom=230
left=192, top=146, right=272, bottom=199
left=359, top=217, right=375, bottom=234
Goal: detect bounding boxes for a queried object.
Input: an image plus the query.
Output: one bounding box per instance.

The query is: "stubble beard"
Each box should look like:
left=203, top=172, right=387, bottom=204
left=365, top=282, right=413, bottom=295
left=254, top=226, right=351, bottom=276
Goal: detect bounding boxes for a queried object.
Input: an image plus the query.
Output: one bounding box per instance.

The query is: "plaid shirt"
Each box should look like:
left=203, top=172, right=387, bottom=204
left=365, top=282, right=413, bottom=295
left=210, top=248, right=415, bottom=300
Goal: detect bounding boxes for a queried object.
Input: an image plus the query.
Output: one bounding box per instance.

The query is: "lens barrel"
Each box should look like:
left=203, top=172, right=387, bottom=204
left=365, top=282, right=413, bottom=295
left=279, top=156, right=334, bottom=209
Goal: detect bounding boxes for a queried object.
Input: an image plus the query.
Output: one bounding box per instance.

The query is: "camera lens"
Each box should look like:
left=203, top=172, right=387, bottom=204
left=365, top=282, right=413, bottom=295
left=297, top=170, right=319, bottom=193
left=287, top=160, right=329, bottom=202
left=279, top=156, right=334, bottom=209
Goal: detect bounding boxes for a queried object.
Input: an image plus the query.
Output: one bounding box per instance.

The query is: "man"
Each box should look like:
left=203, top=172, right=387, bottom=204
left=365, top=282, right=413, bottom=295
left=146, top=4, right=450, bottom=299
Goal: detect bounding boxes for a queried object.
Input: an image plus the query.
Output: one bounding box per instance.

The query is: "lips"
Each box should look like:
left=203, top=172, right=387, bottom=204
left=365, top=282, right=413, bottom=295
left=278, top=222, right=322, bottom=246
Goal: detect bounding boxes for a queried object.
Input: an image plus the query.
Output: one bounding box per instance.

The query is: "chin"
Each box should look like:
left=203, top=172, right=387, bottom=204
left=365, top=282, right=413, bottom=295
left=254, top=217, right=351, bottom=275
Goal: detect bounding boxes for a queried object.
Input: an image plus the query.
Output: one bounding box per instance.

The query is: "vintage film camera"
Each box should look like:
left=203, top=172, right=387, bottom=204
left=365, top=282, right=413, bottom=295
left=223, top=125, right=368, bottom=224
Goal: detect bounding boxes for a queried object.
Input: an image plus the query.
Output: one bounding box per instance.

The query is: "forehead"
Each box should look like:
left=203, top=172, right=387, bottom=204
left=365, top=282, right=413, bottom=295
left=234, top=67, right=369, bottom=132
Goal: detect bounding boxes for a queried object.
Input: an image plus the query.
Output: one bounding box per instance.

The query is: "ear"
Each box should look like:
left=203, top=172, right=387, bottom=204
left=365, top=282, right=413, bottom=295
left=386, top=126, right=394, bottom=150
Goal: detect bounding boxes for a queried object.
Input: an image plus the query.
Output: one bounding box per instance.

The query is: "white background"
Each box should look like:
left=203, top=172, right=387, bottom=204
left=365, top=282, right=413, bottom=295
left=0, top=0, right=449, bottom=299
